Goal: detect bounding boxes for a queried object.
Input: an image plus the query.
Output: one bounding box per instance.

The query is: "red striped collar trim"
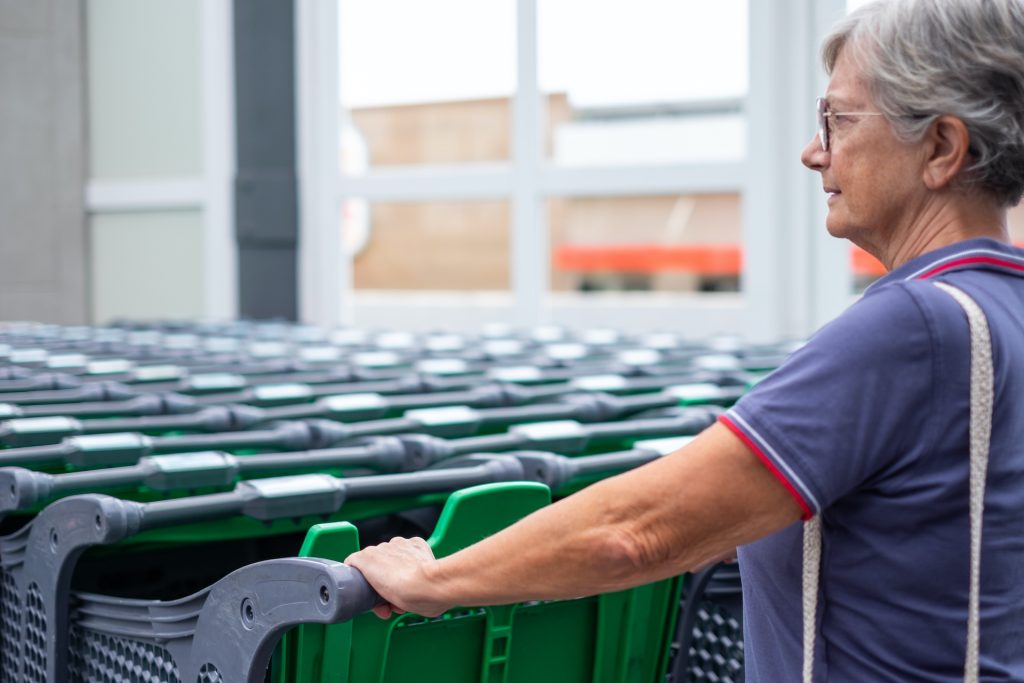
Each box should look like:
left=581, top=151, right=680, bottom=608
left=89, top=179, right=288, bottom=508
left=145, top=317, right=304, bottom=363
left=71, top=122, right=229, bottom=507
left=902, top=248, right=1024, bottom=281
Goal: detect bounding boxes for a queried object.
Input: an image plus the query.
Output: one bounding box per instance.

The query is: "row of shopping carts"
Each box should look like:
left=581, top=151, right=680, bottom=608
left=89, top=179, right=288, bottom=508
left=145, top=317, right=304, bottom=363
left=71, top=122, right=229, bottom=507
left=0, top=321, right=777, bottom=682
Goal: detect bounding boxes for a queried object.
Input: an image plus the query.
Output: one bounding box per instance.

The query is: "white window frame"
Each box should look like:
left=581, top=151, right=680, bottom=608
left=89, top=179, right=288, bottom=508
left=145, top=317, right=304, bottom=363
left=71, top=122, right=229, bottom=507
left=296, top=0, right=849, bottom=341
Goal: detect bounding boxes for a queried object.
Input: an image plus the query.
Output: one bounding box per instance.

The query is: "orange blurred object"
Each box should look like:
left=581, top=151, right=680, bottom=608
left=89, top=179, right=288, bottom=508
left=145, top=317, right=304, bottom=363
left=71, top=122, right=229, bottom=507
left=849, top=247, right=886, bottom=276
left=555, top=243, right=1024, bottom=279
left=554, top=244, right=741, bottom=276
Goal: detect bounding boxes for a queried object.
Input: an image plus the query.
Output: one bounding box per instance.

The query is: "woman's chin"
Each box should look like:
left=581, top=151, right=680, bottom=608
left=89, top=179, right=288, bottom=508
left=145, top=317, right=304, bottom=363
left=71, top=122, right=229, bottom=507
left=824, top=207, right=861, bottom=240
left=825, top=218, right=849, bottom=239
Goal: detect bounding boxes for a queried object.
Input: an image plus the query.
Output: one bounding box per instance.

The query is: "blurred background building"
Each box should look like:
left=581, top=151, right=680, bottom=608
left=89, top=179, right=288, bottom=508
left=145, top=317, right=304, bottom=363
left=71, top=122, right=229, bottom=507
left=2, top=0, right=1022, bottom=339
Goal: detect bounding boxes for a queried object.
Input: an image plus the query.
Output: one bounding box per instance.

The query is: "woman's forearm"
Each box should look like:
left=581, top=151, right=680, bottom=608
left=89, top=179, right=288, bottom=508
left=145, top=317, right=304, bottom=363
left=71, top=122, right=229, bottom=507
left=345, top=423, right=802, bottom=618
left=422, top=477, right=658, bottom=608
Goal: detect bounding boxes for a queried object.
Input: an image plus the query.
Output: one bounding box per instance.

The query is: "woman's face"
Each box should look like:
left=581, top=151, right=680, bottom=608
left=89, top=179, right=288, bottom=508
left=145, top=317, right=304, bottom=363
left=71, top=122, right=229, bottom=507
left=800, top=48, right=928, bottom=253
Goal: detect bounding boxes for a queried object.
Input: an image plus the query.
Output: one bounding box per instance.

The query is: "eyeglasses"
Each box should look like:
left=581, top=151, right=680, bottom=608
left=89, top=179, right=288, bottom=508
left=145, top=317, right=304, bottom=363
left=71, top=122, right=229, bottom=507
left=816, top=97, right=885, bottom=151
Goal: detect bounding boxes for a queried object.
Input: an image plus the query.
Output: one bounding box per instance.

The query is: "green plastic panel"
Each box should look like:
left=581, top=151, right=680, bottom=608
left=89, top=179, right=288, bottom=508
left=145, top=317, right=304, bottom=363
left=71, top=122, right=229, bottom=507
left=274, top=481, right=682, bottom=683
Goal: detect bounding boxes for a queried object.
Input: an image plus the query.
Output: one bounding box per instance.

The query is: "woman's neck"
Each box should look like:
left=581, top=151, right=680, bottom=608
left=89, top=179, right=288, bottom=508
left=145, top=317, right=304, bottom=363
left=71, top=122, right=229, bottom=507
left=875, top=193, right=1009, bottom=271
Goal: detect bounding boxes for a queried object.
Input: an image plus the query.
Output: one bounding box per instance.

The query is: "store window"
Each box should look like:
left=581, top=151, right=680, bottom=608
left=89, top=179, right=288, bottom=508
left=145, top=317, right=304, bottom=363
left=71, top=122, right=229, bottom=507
left=549, top=194, right=742, bottom=294
left=338, top=0, right=516, bottom=170
left=539, top=0, right=747, bottom=167
left=317, top=0, right=791, bottom=336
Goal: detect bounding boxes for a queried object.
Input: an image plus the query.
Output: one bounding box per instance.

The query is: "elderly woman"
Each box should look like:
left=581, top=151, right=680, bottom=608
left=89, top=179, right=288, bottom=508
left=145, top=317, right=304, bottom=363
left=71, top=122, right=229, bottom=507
left=346, top=0, right=1024, bottom=679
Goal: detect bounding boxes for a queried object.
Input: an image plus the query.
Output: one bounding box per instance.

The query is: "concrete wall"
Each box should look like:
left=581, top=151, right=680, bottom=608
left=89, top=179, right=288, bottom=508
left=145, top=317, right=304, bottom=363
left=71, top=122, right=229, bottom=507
left=0, top=1, right=88, bottom=323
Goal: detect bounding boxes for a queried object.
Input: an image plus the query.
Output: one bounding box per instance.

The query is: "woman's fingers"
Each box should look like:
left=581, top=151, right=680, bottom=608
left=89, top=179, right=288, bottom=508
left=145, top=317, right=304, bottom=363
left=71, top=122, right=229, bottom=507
left=345, top=537, right=448, bottom=618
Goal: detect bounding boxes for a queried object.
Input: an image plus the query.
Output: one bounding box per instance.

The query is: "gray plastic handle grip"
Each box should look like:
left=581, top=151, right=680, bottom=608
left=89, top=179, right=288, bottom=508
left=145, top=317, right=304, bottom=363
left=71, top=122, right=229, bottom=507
left=137, top=455, right=526, bottom=529
left=183, top=558, right=382, bottom=683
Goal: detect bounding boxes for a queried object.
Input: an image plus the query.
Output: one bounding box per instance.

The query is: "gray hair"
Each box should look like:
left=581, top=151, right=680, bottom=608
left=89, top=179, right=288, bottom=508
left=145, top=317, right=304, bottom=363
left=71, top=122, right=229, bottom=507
left=822, top=0, right=1024, bottom=207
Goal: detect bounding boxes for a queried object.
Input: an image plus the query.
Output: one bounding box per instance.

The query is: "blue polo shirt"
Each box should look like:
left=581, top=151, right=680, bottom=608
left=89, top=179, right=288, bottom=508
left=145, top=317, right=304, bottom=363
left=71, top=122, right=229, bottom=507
left=722, top=239, right=1024, bottom=681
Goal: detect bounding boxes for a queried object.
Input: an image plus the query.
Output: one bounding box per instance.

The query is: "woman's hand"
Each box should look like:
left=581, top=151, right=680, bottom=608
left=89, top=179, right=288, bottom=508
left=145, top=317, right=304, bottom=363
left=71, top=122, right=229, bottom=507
left=345, top=537, right=452, bottom=619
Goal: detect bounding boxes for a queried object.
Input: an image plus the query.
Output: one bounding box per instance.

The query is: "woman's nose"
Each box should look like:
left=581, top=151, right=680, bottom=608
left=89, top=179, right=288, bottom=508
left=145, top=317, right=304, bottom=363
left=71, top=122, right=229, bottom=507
left=801, top=134, right=829, bottom=171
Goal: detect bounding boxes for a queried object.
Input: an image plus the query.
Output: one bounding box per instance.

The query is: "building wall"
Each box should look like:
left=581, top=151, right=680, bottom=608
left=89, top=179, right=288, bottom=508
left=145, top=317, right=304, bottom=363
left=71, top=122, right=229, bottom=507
left=354, top=200, right=510, bottom=290
left=0, top=1, right=88, bottom=323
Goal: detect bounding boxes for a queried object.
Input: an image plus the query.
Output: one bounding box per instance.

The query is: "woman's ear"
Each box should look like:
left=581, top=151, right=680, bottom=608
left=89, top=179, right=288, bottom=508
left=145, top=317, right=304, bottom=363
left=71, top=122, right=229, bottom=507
left=922, top=115, right=971, bottom=191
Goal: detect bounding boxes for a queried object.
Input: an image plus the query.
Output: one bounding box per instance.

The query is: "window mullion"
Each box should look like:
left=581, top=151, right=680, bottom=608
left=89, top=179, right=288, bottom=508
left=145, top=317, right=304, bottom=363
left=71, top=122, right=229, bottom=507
left=512, top=0, right=545, bottom=327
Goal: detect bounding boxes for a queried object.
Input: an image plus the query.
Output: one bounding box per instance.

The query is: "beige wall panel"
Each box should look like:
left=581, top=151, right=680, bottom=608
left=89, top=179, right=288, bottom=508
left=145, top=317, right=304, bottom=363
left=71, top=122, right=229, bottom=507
left=557, top=194, right=741, bottom=245
left=352, top=98, right=511, bottom=166
left=86, top=0, right=201, bottom=179
left=350, top=93, right=571, bottom=167
left=354, top=201, right=509, bottom=290
left=90, top=211, right=205, bottom=323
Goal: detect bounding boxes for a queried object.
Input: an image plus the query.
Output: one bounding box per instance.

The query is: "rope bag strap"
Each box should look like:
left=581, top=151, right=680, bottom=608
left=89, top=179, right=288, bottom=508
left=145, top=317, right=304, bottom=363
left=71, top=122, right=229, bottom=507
left=801, top=281, right=993, bottom=683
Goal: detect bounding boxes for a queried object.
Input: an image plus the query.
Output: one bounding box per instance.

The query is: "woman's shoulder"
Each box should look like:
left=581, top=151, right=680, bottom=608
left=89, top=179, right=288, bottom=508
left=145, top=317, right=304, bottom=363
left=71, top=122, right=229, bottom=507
left=843, top=277, right=979, bottom=333
left=814, top=281, right=935, bottom=347
left=780, top=279, right=973, bottom=381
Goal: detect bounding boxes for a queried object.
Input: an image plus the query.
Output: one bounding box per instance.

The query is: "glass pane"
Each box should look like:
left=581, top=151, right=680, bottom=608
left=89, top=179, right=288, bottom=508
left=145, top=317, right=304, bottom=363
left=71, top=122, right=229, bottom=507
left=87, top=0, right=201, bottom=179
left=351, top=200, right=510, bottom=291
left=847, top=0, right=884, bottom=12
left=549, top=194, right=743, bottom=293
left=90, top=211, right=205, bottom=323
left=540, top=0, right=748, bottom=166
left=338, top=0, right=515, bottom=170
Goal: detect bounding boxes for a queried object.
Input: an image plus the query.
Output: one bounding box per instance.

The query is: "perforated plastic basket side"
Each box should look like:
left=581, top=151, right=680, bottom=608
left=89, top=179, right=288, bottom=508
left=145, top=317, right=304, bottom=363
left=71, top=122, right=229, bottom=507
left=0, top=568, right=23, bottom=682
left=68, top=625, right=183, bottom=683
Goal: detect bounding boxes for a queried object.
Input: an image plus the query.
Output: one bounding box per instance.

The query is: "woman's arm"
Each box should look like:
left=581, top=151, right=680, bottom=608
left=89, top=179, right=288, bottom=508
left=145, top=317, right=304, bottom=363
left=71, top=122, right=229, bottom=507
left=345, top=422, right=802, bottom=618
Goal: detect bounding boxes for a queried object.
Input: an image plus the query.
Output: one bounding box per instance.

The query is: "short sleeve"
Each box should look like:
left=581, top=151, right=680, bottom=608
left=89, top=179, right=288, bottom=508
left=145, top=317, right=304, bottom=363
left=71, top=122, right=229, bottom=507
left=721, top=284, right=940, bottom=518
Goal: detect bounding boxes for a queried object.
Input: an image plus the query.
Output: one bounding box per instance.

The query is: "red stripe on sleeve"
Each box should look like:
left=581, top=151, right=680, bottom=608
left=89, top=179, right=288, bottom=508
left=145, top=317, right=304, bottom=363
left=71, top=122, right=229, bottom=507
left=719, top=414, right=814, bottom=521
